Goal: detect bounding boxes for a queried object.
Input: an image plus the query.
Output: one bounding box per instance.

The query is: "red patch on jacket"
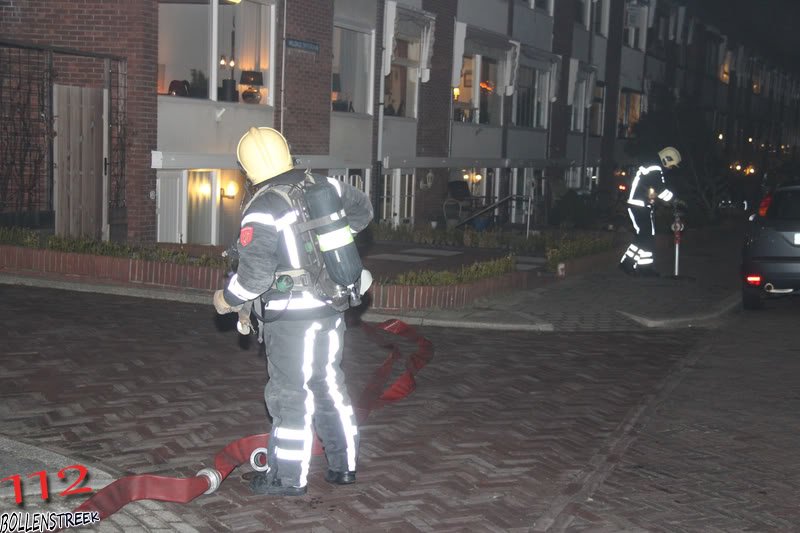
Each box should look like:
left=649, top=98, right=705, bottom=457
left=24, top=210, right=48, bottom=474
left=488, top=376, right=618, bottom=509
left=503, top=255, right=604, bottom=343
left=239, top=227, right=254, bottom=247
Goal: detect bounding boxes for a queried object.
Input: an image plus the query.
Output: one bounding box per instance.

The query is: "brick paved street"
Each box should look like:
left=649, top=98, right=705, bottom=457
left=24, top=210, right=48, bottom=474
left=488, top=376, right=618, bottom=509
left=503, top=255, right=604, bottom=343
left=1, top=284, right=799, bottom=531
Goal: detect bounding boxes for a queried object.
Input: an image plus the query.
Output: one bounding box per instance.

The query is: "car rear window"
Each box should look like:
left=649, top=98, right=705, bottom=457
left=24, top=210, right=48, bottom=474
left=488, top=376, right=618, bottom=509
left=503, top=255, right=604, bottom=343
left=767, top=190, right=800, bottom=220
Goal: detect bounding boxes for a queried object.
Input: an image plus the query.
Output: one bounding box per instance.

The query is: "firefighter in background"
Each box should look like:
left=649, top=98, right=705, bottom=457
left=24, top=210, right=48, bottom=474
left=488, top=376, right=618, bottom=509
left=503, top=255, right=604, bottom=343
left=213, top=127, right=373, bottom=496
left=619, top=146, right=680, bottom=276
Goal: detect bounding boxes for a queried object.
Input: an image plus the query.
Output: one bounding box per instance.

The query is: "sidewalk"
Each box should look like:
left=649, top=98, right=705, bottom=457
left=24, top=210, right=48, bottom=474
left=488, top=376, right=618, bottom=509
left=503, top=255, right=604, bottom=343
left=0, top=223, right=744, bottom=333
left=363, top=223, right=744, bottom=331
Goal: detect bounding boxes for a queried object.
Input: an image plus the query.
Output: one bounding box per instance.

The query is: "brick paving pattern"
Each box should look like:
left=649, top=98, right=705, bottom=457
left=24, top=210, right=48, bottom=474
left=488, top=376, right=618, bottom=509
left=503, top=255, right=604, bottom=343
left=1, top=286, right=699, bottom=531
left=566, top=297, right=800, bottom=532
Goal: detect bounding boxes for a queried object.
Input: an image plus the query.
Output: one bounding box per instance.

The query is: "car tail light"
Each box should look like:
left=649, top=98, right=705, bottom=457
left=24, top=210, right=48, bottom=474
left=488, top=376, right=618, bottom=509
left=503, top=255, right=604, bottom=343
left=745, top=274, right=761, bottom=286
left=757, top=194, right=772, bottom=217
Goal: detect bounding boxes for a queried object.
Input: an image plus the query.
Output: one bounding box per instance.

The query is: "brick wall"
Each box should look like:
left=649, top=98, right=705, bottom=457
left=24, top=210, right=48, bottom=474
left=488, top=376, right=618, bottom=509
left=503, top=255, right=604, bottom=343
left=415, top=0, right=458, bottom=223
left=548, top=0, right=578, bottom=172
left=277, top=0, right=333, bottom=155
left=0, top=0, right=158, bottom=244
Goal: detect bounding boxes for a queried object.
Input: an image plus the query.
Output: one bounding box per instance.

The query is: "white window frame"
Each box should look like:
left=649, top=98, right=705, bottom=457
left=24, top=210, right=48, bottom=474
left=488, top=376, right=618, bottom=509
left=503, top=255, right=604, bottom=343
left=514, top=65, right=549, bottom=128
left=531, top=0, right=554, bottom=16
left=158, top=0, right=276, bottom=105
left=332, top=22, right=375, bottom=115
left=589, top=81, right=605, bottom=136
left=452, top=25, right=519, bottom=126
left=571, top=79, right=587, bottom=132
left=380, top=169, right=416, bottom=227
left=623, top=2, right=648, bottom=51
left=382, top=5, right=435, bottom=119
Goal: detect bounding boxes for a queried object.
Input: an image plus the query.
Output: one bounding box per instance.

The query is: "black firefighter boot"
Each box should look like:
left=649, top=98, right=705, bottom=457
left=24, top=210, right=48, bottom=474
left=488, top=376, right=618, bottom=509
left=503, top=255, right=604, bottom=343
left=619, top=257, right=637, bottom=276
left=325, top=469, right=356, bottom=485
left=249, top=471, right=307, bottom=496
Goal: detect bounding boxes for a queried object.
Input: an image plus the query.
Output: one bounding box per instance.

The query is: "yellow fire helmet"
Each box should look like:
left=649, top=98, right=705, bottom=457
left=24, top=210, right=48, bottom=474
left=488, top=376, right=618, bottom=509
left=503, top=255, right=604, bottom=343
left=236, top=127, right=294, bottom=184
left=658, top=146, right=681, bottom=168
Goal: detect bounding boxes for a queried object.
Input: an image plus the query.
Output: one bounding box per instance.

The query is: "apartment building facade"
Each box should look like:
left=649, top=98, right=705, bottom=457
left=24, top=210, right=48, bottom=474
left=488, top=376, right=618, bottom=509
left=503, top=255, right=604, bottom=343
left=2, top=0, right=798, bottom=245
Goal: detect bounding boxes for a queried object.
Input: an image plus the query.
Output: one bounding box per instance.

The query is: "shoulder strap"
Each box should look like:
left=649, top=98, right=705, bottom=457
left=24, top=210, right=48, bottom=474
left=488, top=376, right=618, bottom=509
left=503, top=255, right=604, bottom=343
left=241, top=169, right=308, bottom=214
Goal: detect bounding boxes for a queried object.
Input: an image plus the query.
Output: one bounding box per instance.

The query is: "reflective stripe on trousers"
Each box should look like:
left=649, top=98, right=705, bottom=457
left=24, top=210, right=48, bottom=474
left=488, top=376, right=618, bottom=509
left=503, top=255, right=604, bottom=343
left=263, top=315, right=359, bottom=487
left=621, top=207, right=657, bottom=268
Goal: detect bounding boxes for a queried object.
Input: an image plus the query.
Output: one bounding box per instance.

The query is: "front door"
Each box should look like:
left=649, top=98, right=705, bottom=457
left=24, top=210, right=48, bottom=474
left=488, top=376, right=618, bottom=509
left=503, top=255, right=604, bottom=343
left=379, top=169, right=416, bottom=227
left=53, top=84, right=106, bottom=239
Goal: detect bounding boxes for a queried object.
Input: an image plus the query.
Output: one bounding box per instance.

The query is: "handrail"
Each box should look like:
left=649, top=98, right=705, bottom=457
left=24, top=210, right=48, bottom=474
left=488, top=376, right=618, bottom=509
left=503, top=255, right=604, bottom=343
left=455, top=194, right=530, bottom=229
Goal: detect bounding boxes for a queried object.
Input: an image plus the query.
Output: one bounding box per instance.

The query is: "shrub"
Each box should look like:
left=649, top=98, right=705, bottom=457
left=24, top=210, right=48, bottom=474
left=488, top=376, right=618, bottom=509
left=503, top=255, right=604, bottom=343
left=368, top=222, right=616, bottom=271
left=0, top=227, right=227, bottom=268
left=392, top=255, right=516, bottom=286
left=545, top=232, right=616, bottom=271
left=0, top=226, right=41, bottom=248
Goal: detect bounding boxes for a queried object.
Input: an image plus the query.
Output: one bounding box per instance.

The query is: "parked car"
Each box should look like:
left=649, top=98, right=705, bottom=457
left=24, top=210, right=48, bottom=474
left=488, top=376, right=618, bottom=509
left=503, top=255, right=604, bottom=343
left=741, top=182, right=800, bottom=309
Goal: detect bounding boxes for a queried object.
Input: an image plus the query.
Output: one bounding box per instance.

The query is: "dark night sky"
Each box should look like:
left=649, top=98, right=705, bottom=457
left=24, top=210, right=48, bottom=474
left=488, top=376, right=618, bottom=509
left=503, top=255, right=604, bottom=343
left=694, top=0, right=800, bottom=70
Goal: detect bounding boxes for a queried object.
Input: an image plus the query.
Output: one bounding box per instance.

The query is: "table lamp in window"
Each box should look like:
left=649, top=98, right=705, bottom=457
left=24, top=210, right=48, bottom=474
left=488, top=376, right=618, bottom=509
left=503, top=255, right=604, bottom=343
left=240, top=71, right=263, bottom=104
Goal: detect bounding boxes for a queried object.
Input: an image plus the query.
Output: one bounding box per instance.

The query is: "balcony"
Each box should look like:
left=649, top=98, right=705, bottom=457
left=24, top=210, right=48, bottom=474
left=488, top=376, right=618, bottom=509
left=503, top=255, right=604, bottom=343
left=157, top=95, right=274, bottom=156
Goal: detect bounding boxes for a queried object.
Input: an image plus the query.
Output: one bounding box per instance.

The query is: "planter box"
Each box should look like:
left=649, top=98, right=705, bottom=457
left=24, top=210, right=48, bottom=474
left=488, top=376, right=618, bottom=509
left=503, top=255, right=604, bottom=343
left=0, top=245, right=225, bottom=291
left=368, top=271, right=532, bottom=311
left=2, top=244, right=615, bottom=311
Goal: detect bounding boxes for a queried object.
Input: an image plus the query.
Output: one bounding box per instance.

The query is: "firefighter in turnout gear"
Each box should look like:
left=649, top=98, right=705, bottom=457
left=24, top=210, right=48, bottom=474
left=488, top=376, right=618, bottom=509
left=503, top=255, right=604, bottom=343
left=213, top=127, right=373, bottom=496
left=619, top=146, right=680, bottom=276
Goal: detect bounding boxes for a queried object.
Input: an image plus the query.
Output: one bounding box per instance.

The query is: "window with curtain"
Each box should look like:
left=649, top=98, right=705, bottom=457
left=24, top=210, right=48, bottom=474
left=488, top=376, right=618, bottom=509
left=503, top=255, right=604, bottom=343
left=385, top=38, right=419, bottom=118
left=575, top=0, right=587, bottom=26
left=515, top=65, right=547, bottom=128
left=223, top=0, right=272, bottom=104
left=589, top=83, right=605, bottom=136
left=157, top=0, right=273, bottom=102
left=592, top=0, right=605, bottom=35
left=623, top=25, right=641, bottom=49
left=453, top=56, right=474, bottom=122
left=617, top=90, right=642, bottom=138
left=157, top=1, right=210, bottom=97
left=332, top=25, right=371, bottom=114
left=571, top=79, right=586, bottom=131
left=479, top=57, right=500, bottom=125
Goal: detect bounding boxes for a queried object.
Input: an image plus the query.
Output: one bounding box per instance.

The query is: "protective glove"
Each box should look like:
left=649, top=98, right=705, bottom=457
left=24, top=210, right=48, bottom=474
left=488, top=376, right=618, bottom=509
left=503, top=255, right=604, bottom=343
left=213, top=289, right=243, bottom=315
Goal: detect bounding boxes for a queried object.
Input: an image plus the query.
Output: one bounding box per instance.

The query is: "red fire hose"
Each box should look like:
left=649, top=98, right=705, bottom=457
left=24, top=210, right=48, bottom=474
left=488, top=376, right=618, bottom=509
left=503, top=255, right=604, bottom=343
left=68, top=319, right=433, bottom=523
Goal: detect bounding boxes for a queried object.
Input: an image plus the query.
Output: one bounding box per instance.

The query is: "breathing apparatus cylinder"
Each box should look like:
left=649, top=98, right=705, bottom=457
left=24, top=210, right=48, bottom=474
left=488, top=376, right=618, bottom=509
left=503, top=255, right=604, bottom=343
left=303, top=181, right=363, bottom=288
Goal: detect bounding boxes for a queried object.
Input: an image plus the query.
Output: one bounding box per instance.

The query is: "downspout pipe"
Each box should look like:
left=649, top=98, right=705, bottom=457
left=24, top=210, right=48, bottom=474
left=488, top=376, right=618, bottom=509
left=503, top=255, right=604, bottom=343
left=580, top=0, right=596, bottom=192
left=375, top=5, right=388, bottom=216
left=280, top=0, right=287, bottom=133
left=377, top=54, right=386, bottom=212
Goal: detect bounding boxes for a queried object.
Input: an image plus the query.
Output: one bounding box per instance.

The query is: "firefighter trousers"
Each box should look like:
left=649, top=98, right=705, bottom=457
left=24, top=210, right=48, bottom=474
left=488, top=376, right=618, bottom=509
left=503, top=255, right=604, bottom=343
left=621, top=206, right=656, bottom=270
left=262, top=313, right=359, bottom=488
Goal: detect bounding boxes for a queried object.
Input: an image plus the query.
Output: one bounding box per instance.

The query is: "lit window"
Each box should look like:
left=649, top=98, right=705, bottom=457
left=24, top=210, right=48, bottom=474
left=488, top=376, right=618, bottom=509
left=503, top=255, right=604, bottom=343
left=332, top=25, right=372, bottom=114
left=479, top=58, right=500, bottom=125
left=719, top=51, right=732, bottom=85
left=157, top=0, right=273, bottom=104
left=158, top=0, right=211, bottom=97
left=589, top=83, right=605, bottom=136
left=453, top=55, right=502, bottom=125
left=617, top=90, right=642, bottom=138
